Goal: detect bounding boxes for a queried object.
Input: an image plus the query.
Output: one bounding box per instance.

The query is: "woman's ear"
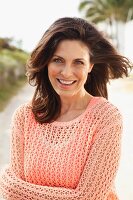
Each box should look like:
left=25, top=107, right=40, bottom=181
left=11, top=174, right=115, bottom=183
left=88, top=64, right=94, bottom=73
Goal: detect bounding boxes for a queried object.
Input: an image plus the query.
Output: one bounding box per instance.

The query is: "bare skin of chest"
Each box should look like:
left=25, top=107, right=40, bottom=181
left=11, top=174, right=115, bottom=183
left=56, top=108, right=86, bottom=122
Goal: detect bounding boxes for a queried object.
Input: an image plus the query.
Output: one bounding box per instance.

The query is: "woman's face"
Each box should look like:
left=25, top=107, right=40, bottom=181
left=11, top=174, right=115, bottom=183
left=48, top=39, right=93, bottom=98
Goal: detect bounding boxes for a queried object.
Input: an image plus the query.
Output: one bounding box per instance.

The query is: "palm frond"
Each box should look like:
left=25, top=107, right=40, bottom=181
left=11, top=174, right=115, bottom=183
left=78, top=0, right=92, bottom=11
left=79, top=0, right=133, bottom=23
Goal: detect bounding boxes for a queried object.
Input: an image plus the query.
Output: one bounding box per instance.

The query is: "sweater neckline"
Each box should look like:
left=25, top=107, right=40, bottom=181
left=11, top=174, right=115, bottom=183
left=52, top=96, right=102, bottom=126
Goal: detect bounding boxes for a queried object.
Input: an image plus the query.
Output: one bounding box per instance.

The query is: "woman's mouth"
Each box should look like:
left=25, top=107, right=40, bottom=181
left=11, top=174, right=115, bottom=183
left=57, top=79, right=76, bottom=85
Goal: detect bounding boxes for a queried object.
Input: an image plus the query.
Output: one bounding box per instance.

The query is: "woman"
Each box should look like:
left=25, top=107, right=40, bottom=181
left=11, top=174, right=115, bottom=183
left=0, top=17, right=132, bottom=200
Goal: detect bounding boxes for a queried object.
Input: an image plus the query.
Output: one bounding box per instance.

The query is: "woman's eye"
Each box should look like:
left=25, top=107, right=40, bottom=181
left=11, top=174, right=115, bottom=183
left=75, top=60, right=84, bottom=65
left=53, top=58, right=62, bottom=63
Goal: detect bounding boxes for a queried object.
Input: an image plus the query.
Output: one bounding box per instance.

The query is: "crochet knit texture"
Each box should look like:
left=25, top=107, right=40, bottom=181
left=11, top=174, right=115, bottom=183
left=0, top=96, right=122, bottom=200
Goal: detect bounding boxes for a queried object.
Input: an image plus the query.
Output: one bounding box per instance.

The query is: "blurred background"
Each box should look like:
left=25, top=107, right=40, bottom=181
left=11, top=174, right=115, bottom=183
left=0, top=0, right=133, bottom=199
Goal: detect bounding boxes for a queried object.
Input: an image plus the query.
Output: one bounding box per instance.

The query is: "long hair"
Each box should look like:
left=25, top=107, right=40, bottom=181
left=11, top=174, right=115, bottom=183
left=26, top=17, right=132, bottom=123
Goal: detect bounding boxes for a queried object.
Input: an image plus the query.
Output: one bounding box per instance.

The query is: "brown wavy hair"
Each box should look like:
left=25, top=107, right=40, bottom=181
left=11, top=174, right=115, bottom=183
left=26, top=17, right=132, bottom=123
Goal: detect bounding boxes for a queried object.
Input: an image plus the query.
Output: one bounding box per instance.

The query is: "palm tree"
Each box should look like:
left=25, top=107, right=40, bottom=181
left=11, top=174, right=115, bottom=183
left=79, top=0, right=133, bottom=50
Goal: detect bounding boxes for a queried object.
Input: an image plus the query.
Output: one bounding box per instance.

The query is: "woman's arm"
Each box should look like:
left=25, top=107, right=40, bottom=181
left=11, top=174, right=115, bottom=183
left=0, top=104, right=122, bottom=200
left=10, top=105, right=25, bottom=179
left=0, top=104, right=26, bottom=200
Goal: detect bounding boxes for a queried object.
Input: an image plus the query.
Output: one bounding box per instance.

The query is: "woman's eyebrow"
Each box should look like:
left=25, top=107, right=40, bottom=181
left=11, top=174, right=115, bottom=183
left=52, top=55, right=63, bottom=59
left=53, top=55, right=85, bottom=61
left=74, top=58, right=85, bottom=61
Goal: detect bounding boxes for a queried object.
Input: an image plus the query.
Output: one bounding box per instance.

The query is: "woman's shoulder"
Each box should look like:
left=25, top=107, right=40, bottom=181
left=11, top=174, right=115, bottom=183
left=88, top=97, right=123, bottom=135
left=12, top=101, right=33, bottom=121
left=91, top=96, right=122, bottom=120
left=93, top=96, right=120, bottom=110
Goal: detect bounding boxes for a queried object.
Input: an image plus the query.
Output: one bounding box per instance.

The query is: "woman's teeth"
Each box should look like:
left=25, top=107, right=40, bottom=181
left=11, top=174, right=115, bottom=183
left=58, top=79, right=75, bottom=85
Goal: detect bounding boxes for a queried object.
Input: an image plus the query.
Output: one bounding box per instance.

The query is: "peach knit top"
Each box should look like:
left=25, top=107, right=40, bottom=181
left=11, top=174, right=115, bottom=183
left=0, top=96, right=122, bottom=200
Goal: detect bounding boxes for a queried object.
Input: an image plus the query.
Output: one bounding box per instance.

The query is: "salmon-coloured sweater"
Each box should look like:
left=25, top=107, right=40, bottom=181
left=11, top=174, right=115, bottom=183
left=0, top=96, right=122, bottom=200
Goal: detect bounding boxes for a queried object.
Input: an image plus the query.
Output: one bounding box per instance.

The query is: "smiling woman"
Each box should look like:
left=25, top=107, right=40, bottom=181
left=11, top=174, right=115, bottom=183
left=47, top=39, right=93, bottom=122
left=0, top=17, right=132, bottom=200
left=48, top=40, right=93, bottom=99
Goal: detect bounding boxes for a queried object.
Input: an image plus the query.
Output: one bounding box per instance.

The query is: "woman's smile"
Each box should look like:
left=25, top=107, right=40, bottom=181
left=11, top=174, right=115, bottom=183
left=56, top=79, right=77, bottom=89
left=57, top=79, right=76, bottom=85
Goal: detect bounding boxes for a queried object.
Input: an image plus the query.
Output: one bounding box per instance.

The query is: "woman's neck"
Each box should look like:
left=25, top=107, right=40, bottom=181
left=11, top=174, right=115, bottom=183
left=60, top=92, right=93, bottom=115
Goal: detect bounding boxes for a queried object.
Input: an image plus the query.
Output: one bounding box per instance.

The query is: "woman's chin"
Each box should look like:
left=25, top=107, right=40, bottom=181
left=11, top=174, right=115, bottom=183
left=56, top=90, right=77, bottom=98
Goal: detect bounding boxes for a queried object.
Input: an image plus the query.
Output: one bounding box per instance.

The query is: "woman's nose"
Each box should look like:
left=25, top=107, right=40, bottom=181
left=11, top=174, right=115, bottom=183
left=61, top=65, right=73, bottom=77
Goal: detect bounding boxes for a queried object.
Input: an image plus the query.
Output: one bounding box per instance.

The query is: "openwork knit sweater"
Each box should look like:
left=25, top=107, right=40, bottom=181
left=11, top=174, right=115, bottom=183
left=0, top=96, right=122, bottom=200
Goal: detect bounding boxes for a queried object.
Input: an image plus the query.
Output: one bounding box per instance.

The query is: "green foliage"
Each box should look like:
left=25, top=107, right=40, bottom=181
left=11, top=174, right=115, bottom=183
left=0, top=37, right=29, bottom=110
left=0, top=49, right=29, bottom=65
left=79, top=0, right=133, bottom=49
left=79, top=0, right=91, bottom=10
left=0, top=37, right=16, bottom=51
left=0, top=38, right=29, bottom=88
left=79, top=0, right=133, bottom=23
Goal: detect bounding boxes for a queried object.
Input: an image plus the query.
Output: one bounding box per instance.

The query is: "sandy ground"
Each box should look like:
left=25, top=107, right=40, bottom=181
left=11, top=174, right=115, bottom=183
left=0, top=79, right=133, bottom=200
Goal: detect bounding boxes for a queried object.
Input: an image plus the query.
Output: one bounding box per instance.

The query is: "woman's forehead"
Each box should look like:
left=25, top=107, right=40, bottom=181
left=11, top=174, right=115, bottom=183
left=53, top=40, right=90, bottom=59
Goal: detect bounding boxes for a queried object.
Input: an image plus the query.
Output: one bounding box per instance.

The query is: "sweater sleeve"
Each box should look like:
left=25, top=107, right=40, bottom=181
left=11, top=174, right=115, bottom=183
left=0, top=104, right=122, bottom=200
left=10, top=105, right=25, bottom=179
left=0, top=105, right=26, bottom=199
